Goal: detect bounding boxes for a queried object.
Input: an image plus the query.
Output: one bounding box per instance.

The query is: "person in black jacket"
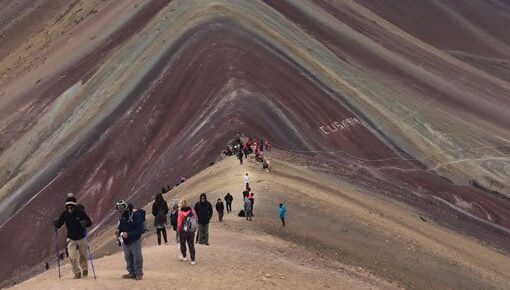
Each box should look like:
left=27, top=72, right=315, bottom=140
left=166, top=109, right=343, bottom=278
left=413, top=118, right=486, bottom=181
left=152, top=194, right=169, bottom=245
left=53, top=196, right=92, bottom=279
left=224, top=193, right=233, bottom=213
left=215, top=198, right=225, bottom=222
left=116, top=201, right=145, bottom=280
left=194, top=193, right=213, bottom=245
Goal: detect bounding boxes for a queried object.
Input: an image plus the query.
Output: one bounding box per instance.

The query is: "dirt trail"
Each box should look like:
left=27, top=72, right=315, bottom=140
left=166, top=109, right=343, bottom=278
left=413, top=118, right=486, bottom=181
left=10, top=155, right=510, bottom=289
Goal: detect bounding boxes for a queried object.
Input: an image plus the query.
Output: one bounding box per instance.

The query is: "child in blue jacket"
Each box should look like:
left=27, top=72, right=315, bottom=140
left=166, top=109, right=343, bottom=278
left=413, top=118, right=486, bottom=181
left=279, top=203, right=287, bottom=227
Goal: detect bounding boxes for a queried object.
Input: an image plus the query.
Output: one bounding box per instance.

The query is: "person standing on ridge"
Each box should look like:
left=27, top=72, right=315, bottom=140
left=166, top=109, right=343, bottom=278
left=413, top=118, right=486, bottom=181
left=238, top=148, right=244, bottom=164
left=279, top=203, right=287, bottom=227
left=170, top=204, right=179, bottom=243
left=244, top=196, right=252, bottom=221
left=53, top=196, right=92, bottom=279
left=152, top=194, right=169, bottom=245
left=215, top=198, right=225, bottom=222
left=224, top=193, right=233, bottom=213
left=244, top=173, right=250, bottom=189
left=177, top=199, right=197, bottom=265
left=116, top=201, right=145, bottom=280
left=248, top=192, right=255, bottom=215
left=194, top=193, right=213, bottom=245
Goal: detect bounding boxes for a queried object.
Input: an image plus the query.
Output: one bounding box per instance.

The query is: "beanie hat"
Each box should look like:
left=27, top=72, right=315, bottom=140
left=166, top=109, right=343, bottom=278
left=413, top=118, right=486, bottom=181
left=115, top=200, right=128, bottom=211
left=65, top=195, right=77, bottom=207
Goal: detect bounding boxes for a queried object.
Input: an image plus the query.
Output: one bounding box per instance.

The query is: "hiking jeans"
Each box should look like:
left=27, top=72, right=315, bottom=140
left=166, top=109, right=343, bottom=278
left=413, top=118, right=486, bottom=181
left=226, top=202, right=232, bottom=213
left=67, top=238, right=88, bottom=275
left=123, top=239, right=143, bottom=276
left=179, top=231, right=196, bottom=261
left=197, top=223, right=209, bottom=244
left=156, top=227, right=167, bottom=245
left=218, top=211, right=224, bottom=222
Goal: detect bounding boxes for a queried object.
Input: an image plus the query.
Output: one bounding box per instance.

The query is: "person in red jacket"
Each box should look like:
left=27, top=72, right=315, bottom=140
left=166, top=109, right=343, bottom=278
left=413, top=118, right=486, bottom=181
left=177, top=200, right=197, bottom=265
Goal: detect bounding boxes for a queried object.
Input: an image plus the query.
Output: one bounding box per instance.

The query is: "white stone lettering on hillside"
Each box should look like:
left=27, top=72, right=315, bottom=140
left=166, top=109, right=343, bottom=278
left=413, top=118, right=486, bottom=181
left=319, top=117, right=365, bottom=135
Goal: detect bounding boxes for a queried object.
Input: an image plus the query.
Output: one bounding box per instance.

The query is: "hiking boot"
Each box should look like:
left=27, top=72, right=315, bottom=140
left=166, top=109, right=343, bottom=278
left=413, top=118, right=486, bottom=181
left=82, top=270, right=88, bottom=278
left=73, top=273, right=81, bottom=279
left=204, top=242, right=209, bottom=246
left=134, top=274, right=143, bottom=280
left=122, top=273, right=135, bottom=279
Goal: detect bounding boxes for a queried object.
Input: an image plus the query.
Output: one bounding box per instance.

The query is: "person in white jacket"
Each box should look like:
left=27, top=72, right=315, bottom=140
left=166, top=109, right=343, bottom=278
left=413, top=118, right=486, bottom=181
left=244, top=173, right=250, bottom=189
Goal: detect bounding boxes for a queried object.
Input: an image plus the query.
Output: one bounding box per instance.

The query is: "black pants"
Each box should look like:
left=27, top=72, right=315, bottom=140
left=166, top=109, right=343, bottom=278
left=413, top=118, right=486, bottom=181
left=239, top=155, right=243, bottom=164
left=156, top=228, right=167, bottom=245
left=179, top=231, right=195, bottom=261
left=281, top=217, right=285, bottom=227
left=226, top=202, right=232, bottom=212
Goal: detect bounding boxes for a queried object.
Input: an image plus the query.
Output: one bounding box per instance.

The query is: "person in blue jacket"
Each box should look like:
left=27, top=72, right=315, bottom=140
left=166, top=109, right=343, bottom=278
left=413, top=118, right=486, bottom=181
left=116, top=200, right=145, bottom=280
left=279, top=203, right=287, bottom=227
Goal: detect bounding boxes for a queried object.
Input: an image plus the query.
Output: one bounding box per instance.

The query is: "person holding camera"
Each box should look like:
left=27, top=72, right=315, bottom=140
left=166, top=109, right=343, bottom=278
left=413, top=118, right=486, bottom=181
left=53, top=195, right=92, bottom=279
left=115, top=200, right=145, bottom=280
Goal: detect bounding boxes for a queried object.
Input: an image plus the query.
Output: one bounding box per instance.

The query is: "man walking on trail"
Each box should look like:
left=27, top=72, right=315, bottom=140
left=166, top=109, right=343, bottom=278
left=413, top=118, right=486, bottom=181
left=224, top=193, right=233, bottom=213
left=244, top=173, right=250, bottom=189
left=194, top=193, right=213, bottom=245
left=53, top=196, right=92, bottom=279
left=116, top=201, right=145, bottom=280
left=215, top=198, right=225, bottom=222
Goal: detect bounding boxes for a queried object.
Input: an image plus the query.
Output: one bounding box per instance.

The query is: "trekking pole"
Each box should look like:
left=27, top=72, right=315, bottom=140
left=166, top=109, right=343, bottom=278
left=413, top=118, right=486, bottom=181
left=83, top=230, right=97, bottom=279
left=54, top=227, right=61, bottom=278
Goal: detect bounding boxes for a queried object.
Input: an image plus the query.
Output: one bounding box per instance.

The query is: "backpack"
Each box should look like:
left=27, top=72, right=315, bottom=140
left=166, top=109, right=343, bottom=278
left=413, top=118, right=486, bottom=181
left=183, top=212, right=197, bottom=233
left=134, top=209, right=147, bottom=233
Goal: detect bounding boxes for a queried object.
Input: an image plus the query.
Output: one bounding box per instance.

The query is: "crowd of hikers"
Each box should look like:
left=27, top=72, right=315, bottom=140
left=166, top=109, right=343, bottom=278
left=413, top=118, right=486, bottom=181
left=223, top=135, right=271, bottom=170
left=51, top=135, right=288, bottom=281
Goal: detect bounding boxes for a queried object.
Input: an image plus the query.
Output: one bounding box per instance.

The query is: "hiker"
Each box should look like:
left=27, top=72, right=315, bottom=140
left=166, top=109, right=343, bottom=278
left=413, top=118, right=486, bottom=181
left=116, top=200, right=145, bottom=280
left=152, top=194, right=169, bottom=245
left=248, top=192, right=255, bottom=214
left=161, top=187, right=167, bottom=194
left=262, top=159, right=270, bottom=171
left=178, top=199, right=197, bottom=265
left=224, top=193, right=233, bottom=213
left=170, top=196, right=179, bottom=209
left=215, top=198, right=225, bottom=222
left=244, top=196, right=252, bottom=221
left=169, top=204, right=179, bottom=243
left=265, top=139, right=271, bottom=151
left=238, top=149, right=244, bottom=164
left=53, top=196, right=92, bottom=279
left=194, top=193, right=213, bottom=245
left=279, top=203, right=287, bottom=227
left=244, top=173, right=250, bottom=189
left=242, top=187, right=250, bottom=200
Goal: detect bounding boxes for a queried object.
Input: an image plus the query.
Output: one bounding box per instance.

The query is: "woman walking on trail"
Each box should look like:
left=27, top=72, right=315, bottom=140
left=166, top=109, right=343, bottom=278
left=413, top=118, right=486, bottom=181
left=152, top=194, right=169, bottom=245
left=177, top=200, right=197, bottom=265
